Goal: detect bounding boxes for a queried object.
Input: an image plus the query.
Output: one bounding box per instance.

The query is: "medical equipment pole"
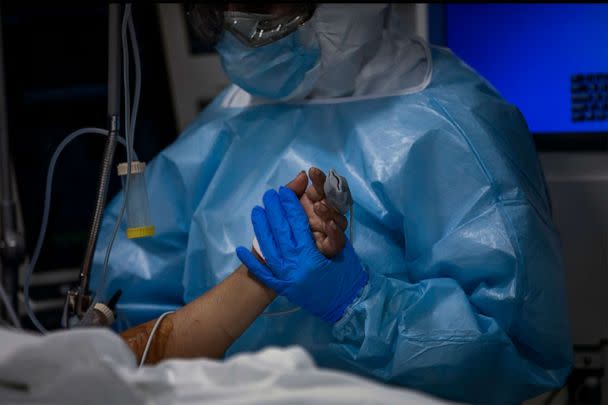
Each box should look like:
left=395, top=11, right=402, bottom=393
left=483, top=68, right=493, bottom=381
left=0, top=6, right=25, bottom=321
left=73, top=3, right=122, bottom=317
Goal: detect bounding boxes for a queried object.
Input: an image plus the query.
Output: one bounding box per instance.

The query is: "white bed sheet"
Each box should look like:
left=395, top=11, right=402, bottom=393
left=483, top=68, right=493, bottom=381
left=0, top=328, right=456, bottom=404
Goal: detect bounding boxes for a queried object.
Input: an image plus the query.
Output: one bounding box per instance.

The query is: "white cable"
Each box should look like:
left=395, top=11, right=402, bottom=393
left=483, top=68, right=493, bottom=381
left=0, top=281, right=20, bottom=328
left=262, top=307, right=300, bottom=317
left=139, top=310, right=174, bottom=367
left=23, top=128, right=135, bottom=333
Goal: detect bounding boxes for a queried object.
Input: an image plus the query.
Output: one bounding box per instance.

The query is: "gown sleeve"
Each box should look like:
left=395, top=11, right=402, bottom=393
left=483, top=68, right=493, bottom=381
left=331, top=114, right=572, bottom=404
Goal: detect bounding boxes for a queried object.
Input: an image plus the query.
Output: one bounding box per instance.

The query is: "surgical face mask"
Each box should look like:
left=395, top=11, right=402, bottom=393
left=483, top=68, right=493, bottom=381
left=215, top=28, right=321, bottom=100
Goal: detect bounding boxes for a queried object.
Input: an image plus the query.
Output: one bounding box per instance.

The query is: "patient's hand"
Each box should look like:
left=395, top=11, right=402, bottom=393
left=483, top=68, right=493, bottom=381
left=285, top=168, right=347, bottom=258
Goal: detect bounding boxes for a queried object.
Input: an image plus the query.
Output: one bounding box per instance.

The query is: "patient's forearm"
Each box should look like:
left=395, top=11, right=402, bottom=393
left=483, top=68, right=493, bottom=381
left=169, top=262, right=275, bottom=358
left=119, top=170, right=342, bottom=364
left=120, top=261, right=275, bottom=364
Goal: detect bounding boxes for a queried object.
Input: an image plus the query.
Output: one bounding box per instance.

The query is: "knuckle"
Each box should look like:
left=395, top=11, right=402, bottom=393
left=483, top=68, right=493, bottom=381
left=308, top=216, right=324, bottom=230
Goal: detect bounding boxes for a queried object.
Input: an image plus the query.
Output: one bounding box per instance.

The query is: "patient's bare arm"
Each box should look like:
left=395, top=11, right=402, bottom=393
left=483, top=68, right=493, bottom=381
left=120, top=170, right=347, bottom=364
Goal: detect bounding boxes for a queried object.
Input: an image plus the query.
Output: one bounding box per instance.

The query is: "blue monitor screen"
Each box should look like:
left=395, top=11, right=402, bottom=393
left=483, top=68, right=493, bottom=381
left=445, top=4, right=608, bottom=134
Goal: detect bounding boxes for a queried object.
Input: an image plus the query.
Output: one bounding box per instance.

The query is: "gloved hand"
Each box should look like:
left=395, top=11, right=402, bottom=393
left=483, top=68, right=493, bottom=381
left=236, top=186, right=368, bottom=323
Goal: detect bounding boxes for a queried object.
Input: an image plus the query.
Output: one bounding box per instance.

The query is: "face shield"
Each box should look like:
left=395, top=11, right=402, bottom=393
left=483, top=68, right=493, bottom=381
left=186, top=3, right=317, bottom=48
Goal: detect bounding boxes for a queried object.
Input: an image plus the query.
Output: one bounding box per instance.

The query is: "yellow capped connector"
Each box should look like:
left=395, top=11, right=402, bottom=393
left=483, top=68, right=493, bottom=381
left=117, top=161, right=155, bottom=239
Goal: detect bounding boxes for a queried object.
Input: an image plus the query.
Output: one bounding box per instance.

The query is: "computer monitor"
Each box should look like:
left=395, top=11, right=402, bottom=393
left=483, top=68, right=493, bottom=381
left=443, top=4, right=608, bottom=143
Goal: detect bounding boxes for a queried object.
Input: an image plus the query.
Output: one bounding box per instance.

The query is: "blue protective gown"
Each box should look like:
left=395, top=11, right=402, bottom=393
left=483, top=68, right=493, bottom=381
left=91, top=45, right=572, bottom=403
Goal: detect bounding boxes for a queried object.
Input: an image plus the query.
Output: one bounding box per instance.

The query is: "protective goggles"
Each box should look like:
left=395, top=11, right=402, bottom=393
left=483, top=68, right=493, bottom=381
left=186, top=3, right=316, bottom=48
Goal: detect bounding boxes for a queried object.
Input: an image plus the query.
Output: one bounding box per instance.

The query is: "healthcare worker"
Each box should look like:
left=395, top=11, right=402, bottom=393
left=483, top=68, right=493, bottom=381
left=91, top=3, right=572, bottom=403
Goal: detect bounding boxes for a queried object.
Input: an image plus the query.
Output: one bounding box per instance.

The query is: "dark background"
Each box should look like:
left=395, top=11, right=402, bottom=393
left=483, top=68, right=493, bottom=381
left=2, top=4, right=178, bottom=328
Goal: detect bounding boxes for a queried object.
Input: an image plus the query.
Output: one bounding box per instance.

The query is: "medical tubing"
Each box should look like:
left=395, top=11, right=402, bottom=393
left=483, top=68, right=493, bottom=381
left=76, top=124, right=117, bottom=315
left=91, top=3, right=140, bottom=306
left=122, top=5, right=131, bottom=147
left=24, top=128, right=134, bottom=333
left=107, top=4, right=122, bottom=118
left=128, top=11, right=141, bottom=143
left=0, top=280, right=20, bottom=328
left=262, top=307, right=300, bottom=316
left=27, top=5, right=140, bottom=329
left=73, top=5, right=125, bottom=318
left=93, top=4, right=136, bottom=303
left=139, top=310, right=175, bottom=367
left=92, top=4, right=132, bottom=304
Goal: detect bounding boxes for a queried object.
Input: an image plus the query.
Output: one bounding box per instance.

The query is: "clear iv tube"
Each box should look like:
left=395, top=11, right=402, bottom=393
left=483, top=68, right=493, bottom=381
left=91, top=4, right=141, bottom=306
left=23, top=128, right=133, bottom=333
left=128, top=11, right=141, bottom=143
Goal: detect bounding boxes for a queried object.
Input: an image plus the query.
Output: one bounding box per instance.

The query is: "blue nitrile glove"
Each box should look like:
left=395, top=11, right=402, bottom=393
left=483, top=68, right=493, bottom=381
left=236, top=186, right=368, bottom=323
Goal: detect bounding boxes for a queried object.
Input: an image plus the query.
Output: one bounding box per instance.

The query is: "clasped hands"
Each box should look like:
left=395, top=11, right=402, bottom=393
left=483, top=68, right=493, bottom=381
left=236, top=168, right=368, bottom=323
